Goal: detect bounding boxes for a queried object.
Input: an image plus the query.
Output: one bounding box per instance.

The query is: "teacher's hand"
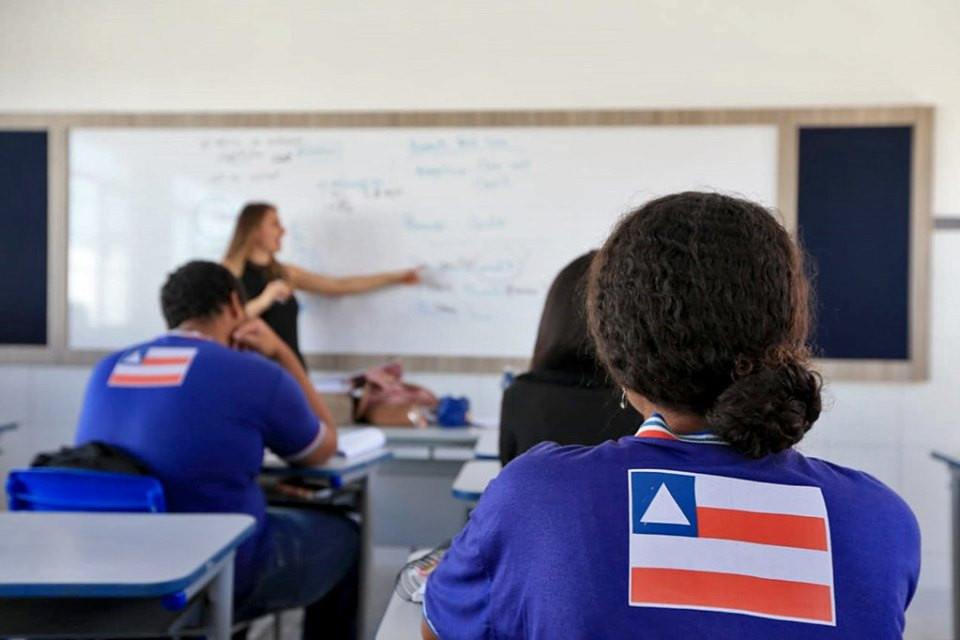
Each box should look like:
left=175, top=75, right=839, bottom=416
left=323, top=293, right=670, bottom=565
left=399, top=267, right=423, bottom=285
left=264, top=279, right=293, bottom=303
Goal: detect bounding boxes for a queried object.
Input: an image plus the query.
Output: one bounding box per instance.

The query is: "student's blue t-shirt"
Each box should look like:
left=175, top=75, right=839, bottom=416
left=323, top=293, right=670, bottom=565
left=425, top=420, right=920, bottom=640
left=74, top=334, right=322, bottom=595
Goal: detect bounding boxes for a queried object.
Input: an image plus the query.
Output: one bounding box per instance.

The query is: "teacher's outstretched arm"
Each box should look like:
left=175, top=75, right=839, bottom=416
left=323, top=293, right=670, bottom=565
left=286, top=263, right=421, bottom=296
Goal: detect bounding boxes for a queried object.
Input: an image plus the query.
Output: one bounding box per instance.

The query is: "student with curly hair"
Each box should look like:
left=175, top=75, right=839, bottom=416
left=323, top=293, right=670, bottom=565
left=423, top=192, right=919, bottom=639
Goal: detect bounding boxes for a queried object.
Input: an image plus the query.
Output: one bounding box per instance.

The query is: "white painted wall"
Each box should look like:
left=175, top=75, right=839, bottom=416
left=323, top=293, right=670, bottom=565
left=1, top=1, right=958, bottom=636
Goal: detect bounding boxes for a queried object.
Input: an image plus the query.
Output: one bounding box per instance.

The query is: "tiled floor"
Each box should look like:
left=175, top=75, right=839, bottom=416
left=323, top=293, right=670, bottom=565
left=248, top=545, right=414, bottom=640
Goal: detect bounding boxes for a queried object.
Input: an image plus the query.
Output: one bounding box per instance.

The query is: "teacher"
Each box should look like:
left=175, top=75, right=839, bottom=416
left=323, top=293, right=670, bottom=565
left=223, top=202, right=420, bottom=365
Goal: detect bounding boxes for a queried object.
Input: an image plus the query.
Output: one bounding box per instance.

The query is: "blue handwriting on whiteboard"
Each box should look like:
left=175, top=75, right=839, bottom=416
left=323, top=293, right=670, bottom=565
left=409, top=139, right=449, bottom=154
left=297, top=144, right=342, bottom=158
left=415, top=165, right=468, bottom=178
left=404, top=213, right=445, bottom=232
left=475, top=176, right=511, bottom=190
left=316, top=178, right=385, bottom=193
left=468, top=215, right=506, bottom=231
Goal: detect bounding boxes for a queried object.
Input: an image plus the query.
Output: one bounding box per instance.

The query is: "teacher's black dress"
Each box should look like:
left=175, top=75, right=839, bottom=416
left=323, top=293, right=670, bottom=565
left=240, top=261, right=304, bottom=366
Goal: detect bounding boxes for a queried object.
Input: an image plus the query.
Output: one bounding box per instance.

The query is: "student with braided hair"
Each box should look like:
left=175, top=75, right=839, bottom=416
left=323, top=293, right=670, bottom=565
left=423, top=192, right=919, bottom=640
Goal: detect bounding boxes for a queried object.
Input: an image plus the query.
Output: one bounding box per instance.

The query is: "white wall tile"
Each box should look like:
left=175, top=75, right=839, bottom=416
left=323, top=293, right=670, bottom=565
left=930, top=233, right=960, bottom=341
left=817, top=383, right=905, bottom=445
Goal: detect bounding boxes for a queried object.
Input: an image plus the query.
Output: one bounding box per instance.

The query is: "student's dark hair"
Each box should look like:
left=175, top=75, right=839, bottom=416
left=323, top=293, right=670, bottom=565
left=531, top=251, right=609, bottom=384
left=587, top=192, right=821, bottom=458
left=160, top=260, right=245, bottom=329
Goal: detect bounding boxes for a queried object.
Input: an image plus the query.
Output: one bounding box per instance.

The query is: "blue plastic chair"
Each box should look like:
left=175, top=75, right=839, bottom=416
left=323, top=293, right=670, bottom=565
left=5, top=468, right=166, bottom=513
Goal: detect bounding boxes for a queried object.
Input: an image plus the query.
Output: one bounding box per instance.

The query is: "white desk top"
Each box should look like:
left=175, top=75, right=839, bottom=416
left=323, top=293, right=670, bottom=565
left=0, top=512, right=255, bottom=597
left=376, top=589, right=424, bottom=640
left=376, top=549, right=432, bottom=640
left=262, top=447, right=393, bottom=479
left=350, top=425, right=484, bottom=446
left=452, top=460, right=502, bottom=502
left=473, top=430, right=499, bottom=459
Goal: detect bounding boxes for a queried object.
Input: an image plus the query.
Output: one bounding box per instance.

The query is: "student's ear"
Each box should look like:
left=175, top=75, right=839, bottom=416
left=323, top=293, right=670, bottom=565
left=227, top=291, right=245, bottom=321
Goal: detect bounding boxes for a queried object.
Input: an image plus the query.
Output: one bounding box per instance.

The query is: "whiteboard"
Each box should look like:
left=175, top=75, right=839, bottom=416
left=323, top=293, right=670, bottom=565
left=68, top=126, right=777, bottom=357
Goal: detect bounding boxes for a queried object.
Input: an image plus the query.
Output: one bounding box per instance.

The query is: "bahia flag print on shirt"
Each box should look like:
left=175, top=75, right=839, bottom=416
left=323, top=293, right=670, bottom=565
left=628, top=469, right=835, bottom=625
left=107, top=347, right=197, bottom=387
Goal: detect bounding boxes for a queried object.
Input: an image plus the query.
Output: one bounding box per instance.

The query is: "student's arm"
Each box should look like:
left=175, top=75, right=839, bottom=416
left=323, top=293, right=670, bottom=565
left=286, top=263, right=420, bottom=296
left=244, top=279, right=293, bottom=319
left=233, top=318, right=337, bottom=464
left=421, top=618, right=439, bottom=640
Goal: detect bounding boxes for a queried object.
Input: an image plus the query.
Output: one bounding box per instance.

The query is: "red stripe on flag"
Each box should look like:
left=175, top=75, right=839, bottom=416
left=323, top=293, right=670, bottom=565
left=630, top=567, right=833, bottom=623
left=696, top=506, right=828, bottom=551
left=636, top=430, right=678, bottom=441
left=141, top=357, right=191, bottom=365
left=109, top=374, right=183, bottom=386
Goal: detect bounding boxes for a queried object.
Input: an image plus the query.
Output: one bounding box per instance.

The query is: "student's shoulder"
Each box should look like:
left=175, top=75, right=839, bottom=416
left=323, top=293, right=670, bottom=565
left=195, top=342, right=286, bottom=380
left=103, top=337, right=285, bottom=381
left=495, top=440, right=618, bottom=492
left=800, top=453, right=917, bottom=526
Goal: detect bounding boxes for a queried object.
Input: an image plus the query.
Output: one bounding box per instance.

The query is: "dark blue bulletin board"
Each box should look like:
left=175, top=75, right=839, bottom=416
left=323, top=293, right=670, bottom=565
left=0, top=131, right=48, bottom=345
left=797, top=126, right=912, bottom=360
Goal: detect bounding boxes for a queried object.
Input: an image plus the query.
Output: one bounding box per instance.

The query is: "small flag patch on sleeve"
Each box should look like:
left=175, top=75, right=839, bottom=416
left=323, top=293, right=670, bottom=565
left=628, top=469, right=835, bottom=625
left=108, top=347, right=197, bottom=387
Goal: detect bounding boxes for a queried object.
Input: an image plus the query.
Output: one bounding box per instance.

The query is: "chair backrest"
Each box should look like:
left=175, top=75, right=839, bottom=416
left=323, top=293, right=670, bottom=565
left=5, top=468, right=166, bottom=513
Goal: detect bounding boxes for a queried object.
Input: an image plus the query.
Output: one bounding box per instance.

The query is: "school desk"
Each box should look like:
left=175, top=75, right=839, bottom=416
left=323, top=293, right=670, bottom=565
left=473, top=430, right=499, bottom=460
left=261, top=444, right=393, bottom=640
left=376, top=549, right=433, bottom=640
left=0, top=512, right=254, bottom=640
left=452, top=460, right=502, bottom=503
left=0, top=421, right=16, bottom=457
left=931, top=450, right=960, bottom=638
left=375, top=425, right=486, bottom=461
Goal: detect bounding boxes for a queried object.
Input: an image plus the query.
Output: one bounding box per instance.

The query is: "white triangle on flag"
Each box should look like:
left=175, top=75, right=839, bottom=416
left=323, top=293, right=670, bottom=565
left=122, top=351, right=142, bottom=364
left=640, top=483, right=690, bottom=526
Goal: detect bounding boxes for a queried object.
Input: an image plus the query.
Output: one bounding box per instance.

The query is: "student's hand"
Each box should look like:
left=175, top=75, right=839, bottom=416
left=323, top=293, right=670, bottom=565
left=264, top=279, right=293, bottom=303
left=231, top=318, right=288, bottom=360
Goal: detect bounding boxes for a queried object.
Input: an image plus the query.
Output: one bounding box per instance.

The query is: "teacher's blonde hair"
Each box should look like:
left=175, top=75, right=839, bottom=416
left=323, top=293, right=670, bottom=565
left=222, top=202, right=287, bottom=281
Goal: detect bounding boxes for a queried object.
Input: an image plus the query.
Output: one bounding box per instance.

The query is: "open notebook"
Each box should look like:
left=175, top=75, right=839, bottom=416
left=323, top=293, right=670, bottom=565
left=262, top=427, right=387, bottom=467
left=336, top=427, right=387, bottom=459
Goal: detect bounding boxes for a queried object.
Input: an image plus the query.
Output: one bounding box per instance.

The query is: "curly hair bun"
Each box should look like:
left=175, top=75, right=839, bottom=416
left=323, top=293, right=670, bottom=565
left=706, top=362, right=822, bottom=458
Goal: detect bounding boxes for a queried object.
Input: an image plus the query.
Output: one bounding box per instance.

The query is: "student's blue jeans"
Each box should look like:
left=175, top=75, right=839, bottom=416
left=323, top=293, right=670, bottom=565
left=235, top=507, right=360, bottom=640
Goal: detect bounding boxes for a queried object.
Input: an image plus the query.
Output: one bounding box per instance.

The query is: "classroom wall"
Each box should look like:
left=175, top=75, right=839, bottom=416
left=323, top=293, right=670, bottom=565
left=1, top=0, right=959, bottom=626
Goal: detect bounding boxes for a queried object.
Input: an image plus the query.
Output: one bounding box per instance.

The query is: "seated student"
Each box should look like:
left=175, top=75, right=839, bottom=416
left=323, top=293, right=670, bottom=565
left=423, top=192, right=919, bottom=639
left=499, top=251, right=640, bottom=465
left=74, top=260, right=357, bottom=640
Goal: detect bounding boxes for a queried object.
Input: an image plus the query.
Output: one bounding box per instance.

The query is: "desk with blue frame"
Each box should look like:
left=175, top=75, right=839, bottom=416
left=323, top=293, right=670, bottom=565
left=931, top=450, right=960, bottom=640
left=0, top=421, right=17, bottom=457
left=0, top=512, right=254, bottom=640
left=261, top=444, right=393, bottom=640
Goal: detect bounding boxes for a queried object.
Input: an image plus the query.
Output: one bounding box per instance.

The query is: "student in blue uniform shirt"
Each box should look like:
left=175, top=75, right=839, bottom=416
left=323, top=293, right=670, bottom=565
left=423, top=192, right=920, bottom=639
left=75, top=260, right=357, bottom=639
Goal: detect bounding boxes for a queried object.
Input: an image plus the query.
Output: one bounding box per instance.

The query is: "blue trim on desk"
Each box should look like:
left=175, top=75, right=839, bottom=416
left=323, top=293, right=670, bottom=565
left=0, top=517, right=255, bottom=598
left=452, top=487, right=483, bottom=502
left=474, top=452, right=498, bottom=460
left=260, top=449, right=393, bottom=484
